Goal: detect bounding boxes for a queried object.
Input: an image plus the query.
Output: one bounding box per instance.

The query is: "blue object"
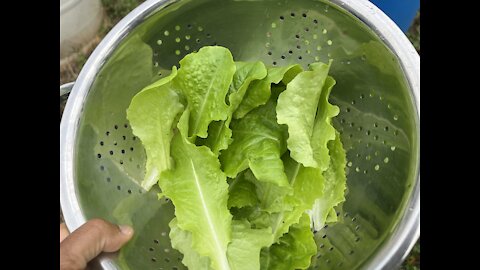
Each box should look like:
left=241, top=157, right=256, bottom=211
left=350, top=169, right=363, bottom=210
left=369, top=0, right=420, bottom=32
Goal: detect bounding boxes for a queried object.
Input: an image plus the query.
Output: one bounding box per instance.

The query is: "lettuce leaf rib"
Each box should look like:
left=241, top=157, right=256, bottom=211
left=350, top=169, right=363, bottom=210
left=173, top=46, right=236, bottom=139
left=160, top=110, right=232, bottom=270
left=202, top=61, right=267, bottom=154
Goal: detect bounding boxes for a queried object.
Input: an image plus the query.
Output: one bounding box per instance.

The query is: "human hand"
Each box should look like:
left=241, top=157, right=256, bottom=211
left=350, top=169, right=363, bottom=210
left=60, top=219, right=134, bottom=270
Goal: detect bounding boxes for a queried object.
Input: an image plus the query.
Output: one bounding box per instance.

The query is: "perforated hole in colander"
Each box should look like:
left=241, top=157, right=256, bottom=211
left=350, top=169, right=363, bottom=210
left=94, top=123, right=145, bottom=195
left=152, top=22, right=219, bottom=78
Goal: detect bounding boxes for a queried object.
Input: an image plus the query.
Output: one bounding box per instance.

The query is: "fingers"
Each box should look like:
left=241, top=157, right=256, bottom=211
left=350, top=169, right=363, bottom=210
left=60, top=223, right=70, bottom=243
left=60, top=219, right=134, bottom=270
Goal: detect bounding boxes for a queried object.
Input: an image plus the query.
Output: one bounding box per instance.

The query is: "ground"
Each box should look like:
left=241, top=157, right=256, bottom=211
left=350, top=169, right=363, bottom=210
left=60, top=1, right=420, bottom=268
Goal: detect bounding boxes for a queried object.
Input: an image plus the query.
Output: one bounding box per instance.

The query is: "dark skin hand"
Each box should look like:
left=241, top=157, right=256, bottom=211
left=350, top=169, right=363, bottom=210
left=60, top=219, right=134, bottom=270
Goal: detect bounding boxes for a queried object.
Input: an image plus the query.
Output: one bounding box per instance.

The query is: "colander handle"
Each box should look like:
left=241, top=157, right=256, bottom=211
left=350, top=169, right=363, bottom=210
left=60, top=81, right=75, bottom=97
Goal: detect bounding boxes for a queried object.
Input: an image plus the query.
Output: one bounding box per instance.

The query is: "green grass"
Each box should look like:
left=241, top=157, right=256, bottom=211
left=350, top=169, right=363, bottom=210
left=399, top=11, right=420, bottom=270
left=100, top=0, right=145, bottom=35
left=407, top=11, right=420, bottom=53
left=400, top=239, right=420, bottom=270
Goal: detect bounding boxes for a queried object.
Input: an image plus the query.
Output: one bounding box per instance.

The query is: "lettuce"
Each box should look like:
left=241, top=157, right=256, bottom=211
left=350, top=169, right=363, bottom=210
left=173, top=46, right=236, bottom=139
left=127, top=46, right=347, bottom=270
left=169, top=217, right=211, bottom=270
left=227, top=220, right=274, bottom=270
left=160, top=110, right=232, bottom=270
left=234, top=65, right=303, bottom=119
left=260, top=214, right=317, bottom=270
left=277, top=61, right=339, bottom=170
left=227, top=172, right=259, bottom=209
left=231, top=156, right=325, bottom=242
left=308, top=131, right=347, bottom=231
left=170, top=217, right=274, bottom=270
left=247, top=170, right=294, bottom=213
left=309, top=74, right=340, bottom=171
left=126, top=67, right=184, bottom=190
left=201, top=61, right=267, bottom=154
left=220, top=98, right=290, bottom=188
left=269, top=156, right=325, bottom=241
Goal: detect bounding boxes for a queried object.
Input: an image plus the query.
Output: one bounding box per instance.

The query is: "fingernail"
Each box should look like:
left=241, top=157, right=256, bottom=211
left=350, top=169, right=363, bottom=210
left=119, top=225, right=134, bottom=236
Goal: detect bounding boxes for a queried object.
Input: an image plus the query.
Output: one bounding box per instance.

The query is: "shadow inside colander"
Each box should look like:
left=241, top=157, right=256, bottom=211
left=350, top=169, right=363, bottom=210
left=115, top=193, right=186, bottom=269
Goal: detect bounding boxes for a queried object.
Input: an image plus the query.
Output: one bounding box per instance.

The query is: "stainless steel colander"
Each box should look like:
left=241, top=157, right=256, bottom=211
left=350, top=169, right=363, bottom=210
left=60, top=0, right=420, bottom=269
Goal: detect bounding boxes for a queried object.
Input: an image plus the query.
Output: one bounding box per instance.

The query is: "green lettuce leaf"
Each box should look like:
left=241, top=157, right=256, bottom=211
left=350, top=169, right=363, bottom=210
left=268, top=155, right=324, bottom=241
left=173, top=46, right=236, bottom=139
left=227, top=220, right=274, bottom=270
left=244, top=169, right=293, bottom=213
left=238, top=156, right=324, bottom=241
left=220, top=98, right=290, bottom=188
left=170, top=218, right=273, bottom=270
left=229, top=62, right=269, bottom=112
left=308, top=131, right=347, bottom=231
left=310, top=74, right=340, bottom=171
left=126, top=67, right=184, bottom=190
left=325, top=207, right=339, bottom=224
left=233, top=206, right=272, bottom=229
left=202, top=61, right=267, bottom=154
left=198, top=121, right=231, bottom=155
left=277, top=61, right=339, bottom=170
left=159, top=110, right=232, bottom=270
left=233, top=65, right=303, bottom=119
left=127, top=46, right=348, bottom=270
left=228, top=172, right=259, bottom=209
left=169, top=218, right=211, bottom=270
left=260, top=214, right=317, bottom=270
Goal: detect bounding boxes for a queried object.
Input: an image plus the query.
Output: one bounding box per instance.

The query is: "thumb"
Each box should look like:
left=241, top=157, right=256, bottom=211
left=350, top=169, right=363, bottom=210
left=60, top=223, right=70, bottom=243
left=60, top=219, right=134, bottom=270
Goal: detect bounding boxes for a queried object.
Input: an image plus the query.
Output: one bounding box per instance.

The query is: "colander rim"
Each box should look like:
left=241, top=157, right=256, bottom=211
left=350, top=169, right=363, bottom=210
left=60, top=0, right=420, bottom=269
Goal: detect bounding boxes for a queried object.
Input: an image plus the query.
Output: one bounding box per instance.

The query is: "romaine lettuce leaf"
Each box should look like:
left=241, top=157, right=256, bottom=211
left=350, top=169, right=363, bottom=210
left=238, top=156, right=324, bottom=241
left=126, top=67, right=184, bottom=190
left=325, top=207, right=339, bottom=224
left=234, top=65, right=303, bottom=119
left=173, top=46, right=236, bottom=139
left=127, top=47, right=348, bottom=270
left=159, top=110, right=232, bottom=270
left=260, top=214, right=317, bottom=270
left=268, top=155, right=324, bottom=241
left=244, top=169, right=292, bottom=213
left=310, top=74, right=340, bottom=171
left=170, top=218, right=273, bottom=270
left=202, top=61, right=267, bottom=154
left=228, top=172, right=259, bottom=209
left=276, top=61, right=339, bottom=170
left=169, top=218, right=211, bottom=270
left=229, top=62, right=269, bottom=112
left=220, top=98, right=290, bottom=188
left=308, top=131, right=347, bottom=231
left=227, top=220, right=274, bottom=270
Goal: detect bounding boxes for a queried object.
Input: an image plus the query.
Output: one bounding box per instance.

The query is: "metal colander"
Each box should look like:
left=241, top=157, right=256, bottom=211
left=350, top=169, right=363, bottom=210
left=60, top=0, right=420, bottom=269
